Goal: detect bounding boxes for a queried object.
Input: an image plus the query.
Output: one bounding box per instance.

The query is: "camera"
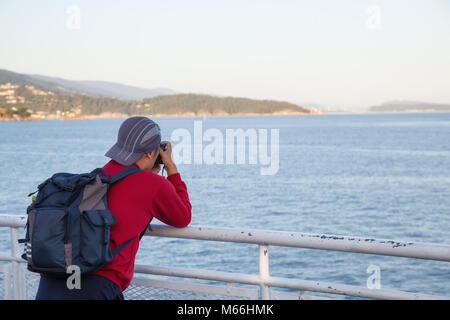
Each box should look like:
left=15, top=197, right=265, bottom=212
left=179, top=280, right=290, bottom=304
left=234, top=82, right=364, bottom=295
left=155, top=143, right=168, bottom=165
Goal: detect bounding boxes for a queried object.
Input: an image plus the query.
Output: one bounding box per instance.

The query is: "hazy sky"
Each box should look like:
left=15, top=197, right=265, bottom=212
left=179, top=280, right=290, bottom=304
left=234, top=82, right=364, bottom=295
left=1, top=0, right=449, bottom=109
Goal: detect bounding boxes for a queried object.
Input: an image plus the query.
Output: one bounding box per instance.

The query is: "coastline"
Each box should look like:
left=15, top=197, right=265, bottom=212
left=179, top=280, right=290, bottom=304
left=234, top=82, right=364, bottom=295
left=3, top=109, right=450, bottom=122
left=0, top=109, right=323, bottom=121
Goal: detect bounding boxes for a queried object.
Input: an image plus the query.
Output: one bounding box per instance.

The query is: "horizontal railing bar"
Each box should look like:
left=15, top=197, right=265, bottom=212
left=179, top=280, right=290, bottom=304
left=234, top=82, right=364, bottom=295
left=134, top=264, right=449, bottom=300
left=0, top=215, right=27, bottom=228
left=144, top=224, right=450, bottom=262
left=0, top=253, right=24, bottom=263
left=1, top=214, right=449, bottom=300
left=2, top=215, right=450, bottom=262
left=131, top=276, right=336, bottom=300
left=135, top=264, right=262, bottom=286
left=265, top=276, right=449, bottom=300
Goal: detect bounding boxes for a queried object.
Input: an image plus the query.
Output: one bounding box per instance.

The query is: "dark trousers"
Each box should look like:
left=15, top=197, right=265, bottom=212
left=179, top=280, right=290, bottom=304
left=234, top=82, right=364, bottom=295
left=35, top=274, right=124, bottom=300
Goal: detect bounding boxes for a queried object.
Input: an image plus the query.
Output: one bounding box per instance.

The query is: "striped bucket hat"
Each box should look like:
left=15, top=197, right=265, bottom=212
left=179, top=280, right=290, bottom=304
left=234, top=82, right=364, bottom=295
left=105, top=116, right=161, bottom=165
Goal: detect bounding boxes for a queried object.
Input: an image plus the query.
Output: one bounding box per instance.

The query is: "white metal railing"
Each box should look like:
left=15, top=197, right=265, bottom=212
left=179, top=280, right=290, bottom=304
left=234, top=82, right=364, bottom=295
left=0, top=214, right=449, bottom=300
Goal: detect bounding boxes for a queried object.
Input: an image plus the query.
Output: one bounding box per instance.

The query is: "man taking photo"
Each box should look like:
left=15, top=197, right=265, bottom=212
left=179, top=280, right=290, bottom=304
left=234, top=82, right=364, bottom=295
left=35, top=116, right=192, bottom=300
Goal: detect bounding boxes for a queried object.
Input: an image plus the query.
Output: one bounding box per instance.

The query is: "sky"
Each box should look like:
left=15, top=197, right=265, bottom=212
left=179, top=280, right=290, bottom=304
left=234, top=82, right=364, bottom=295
left=0, top=0, right=449, bottom=109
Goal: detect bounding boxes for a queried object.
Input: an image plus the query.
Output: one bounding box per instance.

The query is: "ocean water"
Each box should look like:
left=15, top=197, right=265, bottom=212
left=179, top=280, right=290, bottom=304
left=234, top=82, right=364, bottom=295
left=0, top=112, right=449, bottom=298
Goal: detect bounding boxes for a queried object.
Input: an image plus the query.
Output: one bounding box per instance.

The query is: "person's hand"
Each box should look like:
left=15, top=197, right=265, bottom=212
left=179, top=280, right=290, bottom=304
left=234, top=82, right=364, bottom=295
left=159, top=141, right=178, bottom=176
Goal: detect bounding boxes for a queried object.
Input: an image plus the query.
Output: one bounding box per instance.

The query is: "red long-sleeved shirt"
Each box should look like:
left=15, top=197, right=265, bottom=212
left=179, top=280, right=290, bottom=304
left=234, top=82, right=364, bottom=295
left=95, top=160, right=191, bottom=291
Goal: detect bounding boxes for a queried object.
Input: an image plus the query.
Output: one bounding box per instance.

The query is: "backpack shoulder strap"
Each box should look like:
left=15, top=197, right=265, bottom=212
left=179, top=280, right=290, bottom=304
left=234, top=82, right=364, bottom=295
left=109, top=166, right=142, bottom=184
left=90, top=167, right=107, bottom=175
left=139, top=217, right=153, bottom=240
left=111, top=236, right=135, bottom=257
left=111, top=217, right=153, bottom=256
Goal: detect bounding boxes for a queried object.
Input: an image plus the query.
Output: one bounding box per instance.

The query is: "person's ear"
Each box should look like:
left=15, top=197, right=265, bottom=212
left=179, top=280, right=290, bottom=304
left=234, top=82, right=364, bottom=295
left=150, top=148, right=159, bottom=159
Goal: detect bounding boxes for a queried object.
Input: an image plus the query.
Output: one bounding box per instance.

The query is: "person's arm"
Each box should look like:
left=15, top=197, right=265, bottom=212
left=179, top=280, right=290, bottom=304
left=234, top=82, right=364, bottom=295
left=150, top=141, right=191, bottom=228
left=151, top=173, right=191, bottom=228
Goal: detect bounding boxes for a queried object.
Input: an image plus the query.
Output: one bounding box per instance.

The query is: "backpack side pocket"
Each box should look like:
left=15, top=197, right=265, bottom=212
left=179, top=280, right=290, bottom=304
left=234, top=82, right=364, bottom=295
left=31, top=208, right=68, bottom=269
left=80, top=209, right=116, bottom=268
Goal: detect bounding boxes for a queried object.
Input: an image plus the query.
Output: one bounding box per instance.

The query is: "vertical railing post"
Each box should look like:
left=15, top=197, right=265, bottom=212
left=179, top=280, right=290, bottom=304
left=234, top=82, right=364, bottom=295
left=1, top=265, right=11, bottom=299
left=258, top=244, right=270, bottom=300
left=10, top=227, right=22, bottom=300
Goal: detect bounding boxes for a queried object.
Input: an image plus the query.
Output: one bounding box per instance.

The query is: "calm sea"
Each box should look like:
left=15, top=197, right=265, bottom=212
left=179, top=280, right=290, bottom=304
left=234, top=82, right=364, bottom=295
left=1, top=112, right=449, bottom=298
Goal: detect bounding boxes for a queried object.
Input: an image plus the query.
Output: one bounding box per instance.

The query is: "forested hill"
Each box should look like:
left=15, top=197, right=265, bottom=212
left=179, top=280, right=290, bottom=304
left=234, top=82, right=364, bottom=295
left=0, top=83, right=315, bottom=120
left=0, top=69, right=317, bottom=119
left=369, top=101, right=450, bottom=112
left=142, top=94, right=312, bottom=115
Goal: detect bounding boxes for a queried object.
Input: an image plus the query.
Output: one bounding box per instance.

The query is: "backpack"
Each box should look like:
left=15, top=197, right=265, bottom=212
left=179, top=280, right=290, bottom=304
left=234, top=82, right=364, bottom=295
left=20, top=166, right=143, bottom=277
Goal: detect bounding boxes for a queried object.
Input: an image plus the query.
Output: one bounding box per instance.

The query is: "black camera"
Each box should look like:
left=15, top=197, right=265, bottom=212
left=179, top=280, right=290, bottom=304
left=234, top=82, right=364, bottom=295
left=155, top=143, right=168, bottom=165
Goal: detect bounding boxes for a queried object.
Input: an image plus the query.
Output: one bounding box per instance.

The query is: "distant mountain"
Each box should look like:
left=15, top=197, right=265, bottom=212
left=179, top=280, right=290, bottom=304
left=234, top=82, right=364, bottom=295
left=369, top=100, right=450, bottom=112
left=30, top=74, right=176, bottom=100
left=0, top=69, right=316, bottom=119
left=143, top=94, right=314, bottom=116
left=0, top=69, right=176, bottom=99
left=0, top=69, right=70, bottom=93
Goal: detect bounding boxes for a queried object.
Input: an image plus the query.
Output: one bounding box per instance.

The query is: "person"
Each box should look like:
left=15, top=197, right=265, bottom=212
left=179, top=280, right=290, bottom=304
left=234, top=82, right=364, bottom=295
left=35, top=116, right=192, bottom=300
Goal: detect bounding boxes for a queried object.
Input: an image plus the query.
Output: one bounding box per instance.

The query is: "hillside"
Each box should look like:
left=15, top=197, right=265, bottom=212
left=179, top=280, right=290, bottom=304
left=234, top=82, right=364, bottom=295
left=30, top=74, right=176, bottom=100
left=0, top=69, right=176, bottom=99
left=0, top=69, right=70, bottom=94
left=369, top=101, right=450, bottom=112
left=0, top=80, right=315, bottom=120
left=142, top=94, right=313, bottom=116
